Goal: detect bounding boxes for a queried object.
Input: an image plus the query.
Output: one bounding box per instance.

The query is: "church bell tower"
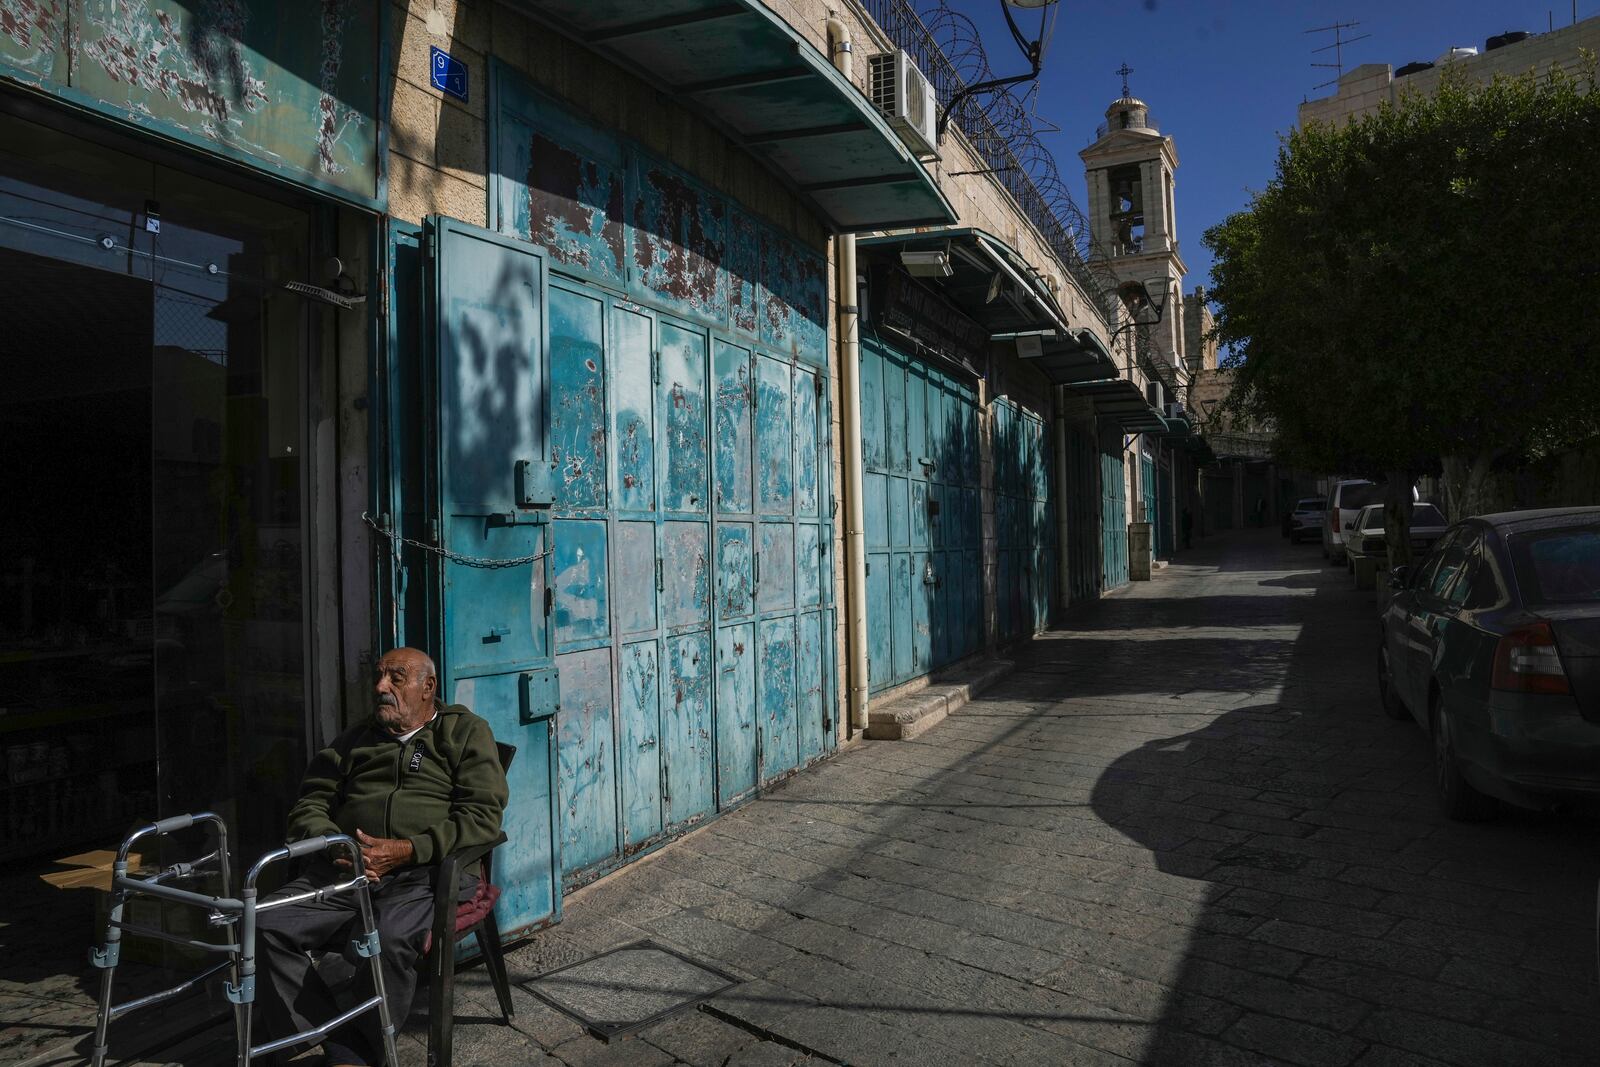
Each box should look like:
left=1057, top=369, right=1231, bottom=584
left=1079, top=64, right=1188, bottom=388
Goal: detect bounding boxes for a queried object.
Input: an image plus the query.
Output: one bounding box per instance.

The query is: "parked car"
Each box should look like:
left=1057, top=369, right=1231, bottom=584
left=1345, top=502, right=1449, bottom=564
left=1378, top=507, right=1600, bottom=819
left=1286, top=497, right=1326, bottom=543
left=1323, top=479, right=1382, bottom=564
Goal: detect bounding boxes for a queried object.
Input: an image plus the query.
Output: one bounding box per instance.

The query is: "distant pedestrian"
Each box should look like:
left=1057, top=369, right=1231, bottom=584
left=1181, top=508, right=1193, bottom=549
left=1254, top=496, right=1266, bottom=528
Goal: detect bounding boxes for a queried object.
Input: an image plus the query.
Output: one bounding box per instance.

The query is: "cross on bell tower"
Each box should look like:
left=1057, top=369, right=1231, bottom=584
left=1116, top=62, right=1134, bottom=98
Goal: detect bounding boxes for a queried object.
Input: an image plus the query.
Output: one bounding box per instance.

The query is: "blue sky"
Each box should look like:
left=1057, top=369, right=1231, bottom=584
left=959, top=1, right=1586, bottom=291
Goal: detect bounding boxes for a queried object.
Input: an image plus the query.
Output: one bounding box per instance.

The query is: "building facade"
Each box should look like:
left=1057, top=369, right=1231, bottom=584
left=1299, top=15, right=1600, bottom=127
left=0, top=2, right=1204, bottom=1026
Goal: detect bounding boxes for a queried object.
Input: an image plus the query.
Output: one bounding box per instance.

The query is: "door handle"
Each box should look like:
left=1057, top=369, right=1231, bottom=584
left=484, top=626, right=511, bottom=642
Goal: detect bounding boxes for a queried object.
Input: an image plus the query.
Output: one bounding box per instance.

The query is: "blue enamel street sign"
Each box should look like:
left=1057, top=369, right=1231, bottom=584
left=430, top=47, right=468, bottom=102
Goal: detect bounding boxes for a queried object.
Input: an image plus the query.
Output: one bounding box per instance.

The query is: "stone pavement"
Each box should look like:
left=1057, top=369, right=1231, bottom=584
left=19, top=529, right=1600, bottom=1065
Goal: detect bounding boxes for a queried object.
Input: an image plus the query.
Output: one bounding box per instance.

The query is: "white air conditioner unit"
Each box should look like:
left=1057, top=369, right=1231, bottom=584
left=1166, top=402, right=1186, bottom=420
left=868, top=49, right=939, bottom=158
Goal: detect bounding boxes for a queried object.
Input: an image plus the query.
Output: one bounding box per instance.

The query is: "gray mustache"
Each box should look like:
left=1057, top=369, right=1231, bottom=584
left=376, top=693, right=398, bottom=707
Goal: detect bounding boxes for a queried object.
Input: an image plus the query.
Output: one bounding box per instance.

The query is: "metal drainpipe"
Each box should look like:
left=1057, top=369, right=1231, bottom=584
left=826, top=14, right=870, bottom=735
left=1054, top=384, right=1071, bottom=611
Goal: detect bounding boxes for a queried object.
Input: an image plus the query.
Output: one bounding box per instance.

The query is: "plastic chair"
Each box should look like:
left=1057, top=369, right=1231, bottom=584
left=424, top=741, right=517, bottom=1067
left=89, top=813, right=398, bottom=1067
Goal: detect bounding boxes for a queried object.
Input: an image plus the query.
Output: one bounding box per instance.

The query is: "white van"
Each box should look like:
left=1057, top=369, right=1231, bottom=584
left=1322, top=480, right=1419, bottom=564
left=1322, top=480, right=1382, bottom=564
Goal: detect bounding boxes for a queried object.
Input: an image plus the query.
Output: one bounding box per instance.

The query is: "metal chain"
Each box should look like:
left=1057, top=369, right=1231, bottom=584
left=362, top=512, right=549, bottom=570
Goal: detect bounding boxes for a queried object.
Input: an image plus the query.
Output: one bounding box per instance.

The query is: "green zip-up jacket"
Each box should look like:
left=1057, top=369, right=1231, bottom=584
left=286, top=704, right=508, bottom=867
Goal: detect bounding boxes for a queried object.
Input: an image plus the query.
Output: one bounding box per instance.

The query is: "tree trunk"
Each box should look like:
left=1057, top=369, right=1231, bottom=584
left=1441, top=449, right=1505, bottom=522
left=1383, top=469, right=1415, bottom=574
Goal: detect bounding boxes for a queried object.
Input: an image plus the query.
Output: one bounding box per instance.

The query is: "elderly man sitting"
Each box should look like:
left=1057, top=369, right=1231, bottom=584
left=257, top=647, right=508, bottom=1066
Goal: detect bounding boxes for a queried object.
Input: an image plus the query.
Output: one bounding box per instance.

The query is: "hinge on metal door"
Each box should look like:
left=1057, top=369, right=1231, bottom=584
left=655, top=558, right=664, bottom=592
left=752, top=551, right=761, bottom=591
left=423, top=230, right=436, bottom=259
left=815, top=375, right=824, bottom=397
left=428, top=519, right=440, bottom=545
left=543, top=586, right=553, bottom=617
left=830, top=497, right=838, bottom=518
left=652, top=350, right=661, bottom=385
left=864, top=561, right=870, bottom=576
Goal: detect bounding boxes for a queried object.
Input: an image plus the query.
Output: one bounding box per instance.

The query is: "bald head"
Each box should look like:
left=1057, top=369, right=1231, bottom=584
left=373, top=647, right=440, bottom=736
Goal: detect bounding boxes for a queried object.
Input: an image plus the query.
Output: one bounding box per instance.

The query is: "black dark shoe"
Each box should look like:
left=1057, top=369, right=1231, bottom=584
left=320, top=1040, right=372, bottom=1067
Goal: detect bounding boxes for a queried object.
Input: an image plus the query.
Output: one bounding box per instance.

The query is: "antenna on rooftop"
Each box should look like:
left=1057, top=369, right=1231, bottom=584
left=1305, top=20, right=1372, bottom=92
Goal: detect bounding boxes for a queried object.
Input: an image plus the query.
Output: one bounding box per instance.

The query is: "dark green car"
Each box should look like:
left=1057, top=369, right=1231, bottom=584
left=1378, top=508, right=1600, bottom=819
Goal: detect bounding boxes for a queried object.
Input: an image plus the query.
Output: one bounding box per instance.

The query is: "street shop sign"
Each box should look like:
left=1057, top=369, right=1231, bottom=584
left=877, top=269, right=989, bottom=371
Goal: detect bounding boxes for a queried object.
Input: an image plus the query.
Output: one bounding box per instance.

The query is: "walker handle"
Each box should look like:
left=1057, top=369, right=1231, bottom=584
left=283, top=835, right=332, bottom=860
left=152, top=814, right=196, bottom=835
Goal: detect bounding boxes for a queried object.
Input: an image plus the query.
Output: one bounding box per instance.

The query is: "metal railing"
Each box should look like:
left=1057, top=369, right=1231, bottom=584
left=1092, top=111, right=1158, bottom=142
left=859, top=0, right=1119, bottom=325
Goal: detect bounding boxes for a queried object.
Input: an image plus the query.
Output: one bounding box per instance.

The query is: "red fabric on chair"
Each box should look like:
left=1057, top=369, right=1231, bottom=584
left=455, top=881, right=501, bottom=935
left=422, top=881, right=501, bottom=955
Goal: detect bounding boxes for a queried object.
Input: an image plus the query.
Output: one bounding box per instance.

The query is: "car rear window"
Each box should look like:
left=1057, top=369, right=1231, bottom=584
left=1509, top=527, right=1600, bottom=604
left=1336, top=483, right=1382, bottom=510
left=1296, top=499, right=1323, bottom=511
left=1359, top=507, right=1385, bottom=532
left=1412, top=504, right=1445, bottom=526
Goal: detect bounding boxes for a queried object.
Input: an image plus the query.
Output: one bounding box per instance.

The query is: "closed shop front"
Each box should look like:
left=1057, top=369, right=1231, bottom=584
left=383, top=71, right=839, bottom=916
left=1063, top=416, right=1103, bottom=602
left=1102, top=428, right=1131, bottom=589
left=860, top=336, right=982, bottom=692
left=993, top=398, right=1055, bottom=642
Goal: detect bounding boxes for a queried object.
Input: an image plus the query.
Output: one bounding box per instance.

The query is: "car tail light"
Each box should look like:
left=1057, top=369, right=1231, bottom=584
left=1491, top=622, right=1572, bottom=695
left=1329, top=509, right=1338, bottom=533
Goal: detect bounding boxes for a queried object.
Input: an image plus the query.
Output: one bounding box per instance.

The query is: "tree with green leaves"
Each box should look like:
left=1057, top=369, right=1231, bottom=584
left=1204, top=61, right=1600, bottom=570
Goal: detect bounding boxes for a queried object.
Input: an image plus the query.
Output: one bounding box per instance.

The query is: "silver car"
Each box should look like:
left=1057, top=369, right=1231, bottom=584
left=1288, top=497, right=1326, bottom=544
left=1345, top=502, right=1449, bottom=566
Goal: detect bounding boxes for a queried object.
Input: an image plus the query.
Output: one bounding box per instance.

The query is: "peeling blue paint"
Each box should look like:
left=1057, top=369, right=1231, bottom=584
left=716, top=523, right=753, bottom=618
left=662, top=521, right=711, bottom=628
left=613, top=308, right=655, bottom=511
left=660, top=322, right=709, bottom=513
left=556, top=647, right=616, bottom=875
left=552, top=518, right=608, bottom=645
left=758, top=618, right=797, bottom=784
left=715, top=623, right=755, bottom=806
left=619, top=640, right=663, bottom=849
left=714, top=340, right=752, bottom=514
left=756, top=355, right=792, bottom=513
left=664, top=632, right=715, bottom=825
left=757, top=522, right=794, bottom=612
left=795, top=369, right=819, bottom=517
left=550, top=286, right=607, bottom=509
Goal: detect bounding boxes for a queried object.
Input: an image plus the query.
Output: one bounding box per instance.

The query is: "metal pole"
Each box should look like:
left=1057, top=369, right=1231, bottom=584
left=827, top=16, right=871, bottom=737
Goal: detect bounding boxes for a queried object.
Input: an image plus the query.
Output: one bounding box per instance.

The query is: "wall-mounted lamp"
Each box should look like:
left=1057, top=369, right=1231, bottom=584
left=901, top=249, right=953, bottom=277
left=935, top=0, right=1061, bottom=144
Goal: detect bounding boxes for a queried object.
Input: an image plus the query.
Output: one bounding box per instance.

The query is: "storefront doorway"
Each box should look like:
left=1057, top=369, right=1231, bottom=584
left=1, top=108, right=315, bottom=1051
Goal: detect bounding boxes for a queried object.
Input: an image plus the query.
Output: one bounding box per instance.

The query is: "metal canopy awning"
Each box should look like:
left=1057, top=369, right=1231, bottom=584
left=1066, top=376, right=1166, bottom=432
left=514, top=1, right=956, bottom=232
left=997, top=326, right=1120, bottom=386
left=857, top=227, right=1070, bottom=336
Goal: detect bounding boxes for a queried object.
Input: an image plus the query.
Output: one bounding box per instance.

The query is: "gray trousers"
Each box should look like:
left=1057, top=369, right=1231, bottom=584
left=256, top=864, right=476, bottom=1062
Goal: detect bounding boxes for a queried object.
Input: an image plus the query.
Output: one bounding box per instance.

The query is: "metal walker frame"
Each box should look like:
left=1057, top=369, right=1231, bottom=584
left=89, top=812, right=399, bottom=1066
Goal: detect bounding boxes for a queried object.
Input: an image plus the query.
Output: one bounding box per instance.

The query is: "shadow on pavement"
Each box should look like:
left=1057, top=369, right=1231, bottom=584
left=1083, top=534, right=1600, bottom=1064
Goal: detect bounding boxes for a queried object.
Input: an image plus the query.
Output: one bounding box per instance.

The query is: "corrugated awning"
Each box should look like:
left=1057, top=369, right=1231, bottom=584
left=857, top=228, right=1070, bottom=336
left=1065, top=376, right=1165, bottom=432
left=997, top=326, right=1120, bottom=386
left=513, top=1, right=956, bottom=232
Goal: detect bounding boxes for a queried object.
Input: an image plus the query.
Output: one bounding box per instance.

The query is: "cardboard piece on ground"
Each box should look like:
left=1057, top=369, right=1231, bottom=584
left=40, top=849, right=142, bottom=891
